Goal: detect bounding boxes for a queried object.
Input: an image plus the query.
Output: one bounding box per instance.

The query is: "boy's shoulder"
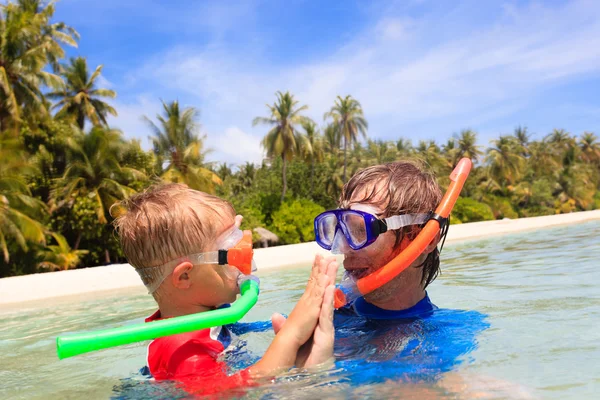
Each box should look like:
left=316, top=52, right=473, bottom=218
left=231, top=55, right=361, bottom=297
left=145, top=310, right=233, bottom=380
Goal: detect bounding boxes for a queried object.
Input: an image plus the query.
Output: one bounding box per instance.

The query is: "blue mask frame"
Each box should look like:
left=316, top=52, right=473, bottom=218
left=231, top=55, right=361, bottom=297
left=314, top=209, right=383, bottom=251
left=314, top=209, right=431, bottom=251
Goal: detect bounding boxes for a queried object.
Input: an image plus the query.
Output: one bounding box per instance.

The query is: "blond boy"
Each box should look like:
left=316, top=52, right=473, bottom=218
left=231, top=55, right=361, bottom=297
left=114, top=183, right=337, bottom=394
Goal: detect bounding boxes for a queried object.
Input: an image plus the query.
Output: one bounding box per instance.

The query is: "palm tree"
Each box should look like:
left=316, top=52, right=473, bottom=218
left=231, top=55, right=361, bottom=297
left=37, top=232, right=88, bottom=271
left=301, top=120, right=325, bottom=196
left=347, top=141, right=367, bottom=176
left=324, top=95, right=368, bottom=182
left=324, top=158, right=344, bottom=199
left=545, top=128, right=575, bottom=157
left=323, top=123, right=341, bottom=157
left=52, top=127, right=145, bottom=250
left=513, top=125, right=530, bottom=156
left=0, top=1, right=77, bottom=128
left=454, top=129, right=483, bottom=164
left=253, top=91, right=311, bottom=201
left=0, top=132, right=48, bottom=262
left=485, top=136, right=525, bottom=188
left=146, top=100, right=221, bottom=193
left=416, top=140, right=447, bottom=174
left=48, top=57, right=117, bottom=129
left=238, top=162, right=257, bottom=189
left=15, top=0, right=79, bottom=71
left=579, top=132, right=600, bottom=164
left=396, top=138, right=413, bottom=156
left=554, top=146, right=596, bottom=211
left=216, top=163, right=233, bottom=181
left=441, top=138, right=459, bottom=167
left=366, top=139, right=396, bottom=164
left=529, top=140, right=561, bottom=178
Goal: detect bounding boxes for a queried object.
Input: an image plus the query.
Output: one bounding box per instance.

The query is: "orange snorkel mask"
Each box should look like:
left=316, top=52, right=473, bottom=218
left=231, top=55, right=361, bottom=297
left=332, top=158, right=472, bottom=308
left=220, top=230, right=254, bottom=275
left=136, top=229, right=256, bottom=294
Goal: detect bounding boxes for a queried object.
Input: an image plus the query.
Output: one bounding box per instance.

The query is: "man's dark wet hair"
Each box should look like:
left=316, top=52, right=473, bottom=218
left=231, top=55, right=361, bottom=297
left=339, top=160, right=443, bottom=288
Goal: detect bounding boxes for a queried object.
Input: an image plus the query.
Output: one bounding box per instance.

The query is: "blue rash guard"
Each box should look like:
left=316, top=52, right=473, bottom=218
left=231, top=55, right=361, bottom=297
left=223, top=292, right=488, bottom=385
left=336, top=291, right=439, bottom=319
left=333, top=292, right=489, bottom=384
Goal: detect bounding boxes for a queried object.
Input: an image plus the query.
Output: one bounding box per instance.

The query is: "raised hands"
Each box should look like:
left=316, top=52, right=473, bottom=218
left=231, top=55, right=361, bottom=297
left=271, top=254, right=338, bottom=368
left=249, top=254, right=338, bottom=377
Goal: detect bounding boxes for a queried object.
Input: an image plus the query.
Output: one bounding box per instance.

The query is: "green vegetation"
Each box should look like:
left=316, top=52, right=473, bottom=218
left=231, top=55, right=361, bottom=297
left=1, top=2, right=599, bottom=277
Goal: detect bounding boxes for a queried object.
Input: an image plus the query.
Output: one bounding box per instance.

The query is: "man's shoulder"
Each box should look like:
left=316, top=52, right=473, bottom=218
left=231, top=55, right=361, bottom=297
left=334, top=293, right=437, bottom=320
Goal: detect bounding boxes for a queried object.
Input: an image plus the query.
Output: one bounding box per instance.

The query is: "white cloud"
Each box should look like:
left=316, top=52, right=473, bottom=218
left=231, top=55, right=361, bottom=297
left=207, top=127, right=265, bottom=167
left=111, top=0, right=600, bottom=163
left=108, top=95, right=161, bottom=149
left=95, top=74, right=114, bottom=90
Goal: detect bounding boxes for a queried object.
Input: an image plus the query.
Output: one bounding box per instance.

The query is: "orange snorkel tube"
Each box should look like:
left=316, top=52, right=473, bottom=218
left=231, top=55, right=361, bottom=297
left=334, top=158, right=472, bottom=308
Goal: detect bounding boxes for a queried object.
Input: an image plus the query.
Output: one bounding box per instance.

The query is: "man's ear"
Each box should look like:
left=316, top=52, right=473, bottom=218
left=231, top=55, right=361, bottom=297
left=399, top=235, right=412, bottom=251
left=399, top=231, right=440, bottom=254
left=172, top=261, right=194, bottom=289
left=425, top=232, right=441, bottom=254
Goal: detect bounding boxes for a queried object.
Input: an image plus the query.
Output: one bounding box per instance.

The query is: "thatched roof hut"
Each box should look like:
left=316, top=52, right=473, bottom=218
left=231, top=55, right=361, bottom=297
left=253, top=227, right=279, bottom=248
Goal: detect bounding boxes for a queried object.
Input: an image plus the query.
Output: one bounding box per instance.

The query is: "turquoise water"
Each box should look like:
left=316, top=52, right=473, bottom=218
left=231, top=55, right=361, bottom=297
left=1, top=221, right=599, bottom=399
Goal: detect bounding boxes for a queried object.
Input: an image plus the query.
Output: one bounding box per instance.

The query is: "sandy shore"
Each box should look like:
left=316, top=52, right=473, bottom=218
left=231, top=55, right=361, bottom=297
left=1, top=209, right=599, bottom=306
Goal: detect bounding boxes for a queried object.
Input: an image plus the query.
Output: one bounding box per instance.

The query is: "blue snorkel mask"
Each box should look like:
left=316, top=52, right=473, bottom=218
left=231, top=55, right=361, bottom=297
left=314, top=205, right=430, bottom=254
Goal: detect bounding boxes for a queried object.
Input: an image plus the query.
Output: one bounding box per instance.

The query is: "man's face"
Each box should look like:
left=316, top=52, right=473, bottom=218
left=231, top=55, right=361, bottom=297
left=341, top=203, right=402, bottom=281
left=340, top=185, right=427, bottom=304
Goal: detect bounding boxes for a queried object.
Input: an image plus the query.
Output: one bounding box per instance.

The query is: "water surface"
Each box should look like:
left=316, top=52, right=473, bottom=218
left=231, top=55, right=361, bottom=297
left=1, top=221, right=599, bottom=399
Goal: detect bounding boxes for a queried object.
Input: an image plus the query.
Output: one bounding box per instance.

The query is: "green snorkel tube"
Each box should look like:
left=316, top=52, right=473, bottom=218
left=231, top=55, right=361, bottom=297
left=56, top=278, right=259, bottom=360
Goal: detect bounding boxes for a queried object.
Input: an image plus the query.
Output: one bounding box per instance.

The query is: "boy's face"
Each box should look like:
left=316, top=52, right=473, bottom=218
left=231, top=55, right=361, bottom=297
left=184, top=215, right=244, bottom=308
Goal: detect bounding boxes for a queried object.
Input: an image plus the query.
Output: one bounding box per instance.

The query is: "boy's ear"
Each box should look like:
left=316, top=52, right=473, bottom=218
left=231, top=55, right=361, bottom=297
left=172, top=261, right=194, bottom=289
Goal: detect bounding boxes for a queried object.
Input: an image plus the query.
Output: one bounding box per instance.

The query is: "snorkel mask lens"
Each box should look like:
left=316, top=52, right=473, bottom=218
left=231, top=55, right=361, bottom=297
left=314, top=209, right=378, bottom=252
left=316, top=213, right=337, bottom=248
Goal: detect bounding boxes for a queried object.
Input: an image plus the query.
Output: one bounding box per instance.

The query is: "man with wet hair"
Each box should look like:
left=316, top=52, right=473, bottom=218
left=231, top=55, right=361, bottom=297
left=319, top=160, right=489, bottom=388
left=333, top=160, right=443, bottom=316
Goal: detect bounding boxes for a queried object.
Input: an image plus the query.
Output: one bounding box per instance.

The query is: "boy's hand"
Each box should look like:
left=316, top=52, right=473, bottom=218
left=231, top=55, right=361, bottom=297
left=249, top=254, right=337, bottom=379
left=272, top=254, right=338, bottom=368
left=276, top=254, right=335, bottom=348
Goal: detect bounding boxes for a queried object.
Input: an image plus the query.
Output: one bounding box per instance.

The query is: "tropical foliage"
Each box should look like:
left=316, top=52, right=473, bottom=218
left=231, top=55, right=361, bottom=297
left=0, top=2, right=599, bottom=277
left=48, top=56, right=117, bottom=129
left=145, top=100, right=221, bottom=193
left=253, top=91, right=311, bottom=200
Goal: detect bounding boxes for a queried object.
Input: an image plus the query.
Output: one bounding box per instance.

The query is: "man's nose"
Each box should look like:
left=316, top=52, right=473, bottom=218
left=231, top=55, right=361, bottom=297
left=330, top=229, right=350, bottom=254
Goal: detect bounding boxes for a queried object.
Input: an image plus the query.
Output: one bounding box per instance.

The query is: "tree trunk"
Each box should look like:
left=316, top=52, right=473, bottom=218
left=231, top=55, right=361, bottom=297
left=310, top=156, right=315, bottom=197
left=105, top=249, right=111, bottom=264
left=77, top=112, right=85, bottom=130
left=281, top=155, right=287, bottom=202
left=479, top=179, right=494, bottom=202
left=74, top=232, right=82, bottom=250
left=343, top=136, right=348, bottom=182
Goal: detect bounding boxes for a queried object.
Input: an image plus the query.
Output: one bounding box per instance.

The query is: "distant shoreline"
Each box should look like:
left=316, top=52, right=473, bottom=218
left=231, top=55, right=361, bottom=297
left=1, top=209, right=599, bottom=307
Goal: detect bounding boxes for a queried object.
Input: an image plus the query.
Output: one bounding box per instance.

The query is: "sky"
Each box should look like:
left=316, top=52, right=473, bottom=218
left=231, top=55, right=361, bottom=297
left=53, top=0, right=600, bottom=168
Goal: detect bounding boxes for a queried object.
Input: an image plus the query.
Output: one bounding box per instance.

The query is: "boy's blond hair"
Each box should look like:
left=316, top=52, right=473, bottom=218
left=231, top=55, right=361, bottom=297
left=113, top=183, right=235, bottom=279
